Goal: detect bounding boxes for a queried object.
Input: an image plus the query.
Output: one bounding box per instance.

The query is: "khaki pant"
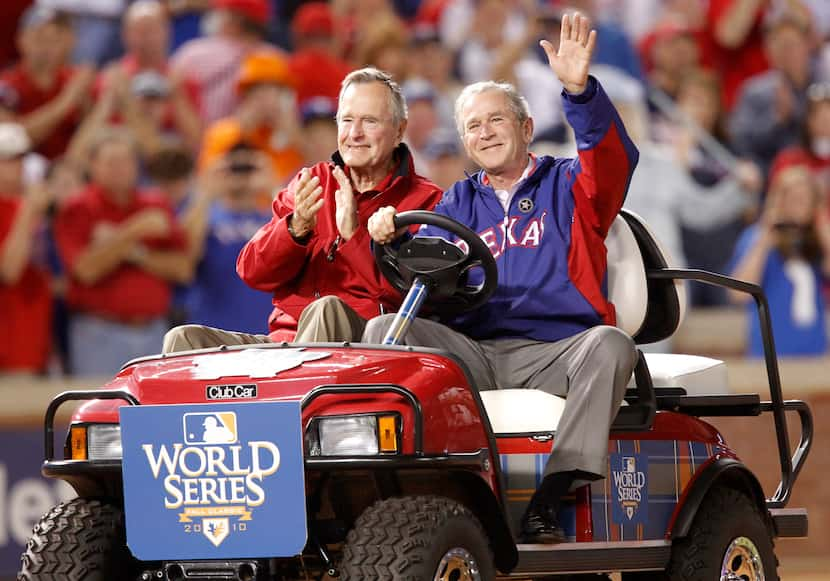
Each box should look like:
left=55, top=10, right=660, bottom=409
left=363, top=317, right=637, bottom=480
left=161, top=296, right=367, bottom=353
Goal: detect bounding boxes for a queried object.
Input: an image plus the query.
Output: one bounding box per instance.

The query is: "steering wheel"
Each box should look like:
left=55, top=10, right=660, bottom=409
left=373, top=210, right=498, bottom=315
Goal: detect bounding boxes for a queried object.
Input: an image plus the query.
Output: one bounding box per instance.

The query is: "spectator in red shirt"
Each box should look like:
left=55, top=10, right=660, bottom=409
left=55, top=128, right=191, bottom=376
left=0, top=122, right=52, bottom=374
left=639, top=23, right=701, bottom=102
left=703, top=0, right=772, bottom=111
left=171, top=0, right=280, bottom=124
left=1, top=6, right=94, bottom=160
left=287, top=2, right=351, bottom=103
left=96, top=0, right=202, bottom=153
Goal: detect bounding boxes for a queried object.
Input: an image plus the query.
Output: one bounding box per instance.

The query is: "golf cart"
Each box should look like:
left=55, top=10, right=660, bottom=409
left=19, top=210, right=812, bottom=580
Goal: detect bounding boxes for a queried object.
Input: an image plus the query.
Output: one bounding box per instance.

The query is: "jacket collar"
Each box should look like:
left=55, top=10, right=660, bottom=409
left=467, top=153, right=554, bottom=196
left=330, top=142, right=414, bottom=189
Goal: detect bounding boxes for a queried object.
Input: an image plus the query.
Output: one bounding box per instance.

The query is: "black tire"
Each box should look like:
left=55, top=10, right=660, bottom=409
left=340, top=495, right=495, bottom=580
left=18, top=498, right=133, bottom=581
left=659, top=487, right=778, bottom=581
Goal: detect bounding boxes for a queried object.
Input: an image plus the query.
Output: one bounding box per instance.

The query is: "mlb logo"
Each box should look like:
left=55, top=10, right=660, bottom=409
left=623, top=457, right=636, bottom=473
left=183, top=412, right=238, bottom=445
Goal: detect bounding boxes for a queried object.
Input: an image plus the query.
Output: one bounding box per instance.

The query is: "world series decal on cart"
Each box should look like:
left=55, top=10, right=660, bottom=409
left=120, top=402, right=307, bottom=560
left=610, top=453, right=648, bottom=524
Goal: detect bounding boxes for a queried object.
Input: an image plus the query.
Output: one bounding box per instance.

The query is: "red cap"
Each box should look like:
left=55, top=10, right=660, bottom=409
left=291, top=2, right=335, bottom=37
left=212, top=0, right=270, bottom=25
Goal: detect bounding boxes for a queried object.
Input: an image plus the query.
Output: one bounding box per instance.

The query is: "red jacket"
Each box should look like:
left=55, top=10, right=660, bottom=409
left=237, top=146, right=442, bottom=341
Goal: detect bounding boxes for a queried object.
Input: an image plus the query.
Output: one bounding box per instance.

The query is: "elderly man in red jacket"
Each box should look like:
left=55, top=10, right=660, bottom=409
left=162, top=67, right=443, bottom=352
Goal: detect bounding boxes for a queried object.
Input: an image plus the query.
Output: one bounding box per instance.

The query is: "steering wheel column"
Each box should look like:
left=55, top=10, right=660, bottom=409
left=381, top=277, right=431, bottom=345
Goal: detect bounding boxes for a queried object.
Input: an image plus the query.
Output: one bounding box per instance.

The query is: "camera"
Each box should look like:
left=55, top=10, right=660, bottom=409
left=228, top=160, right=257, bottom=174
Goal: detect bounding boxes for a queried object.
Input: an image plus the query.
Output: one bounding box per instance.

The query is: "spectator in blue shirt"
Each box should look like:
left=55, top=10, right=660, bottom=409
left=179, top=142, right=274, bottom=334
left=729, top=165, right=830, bottom=357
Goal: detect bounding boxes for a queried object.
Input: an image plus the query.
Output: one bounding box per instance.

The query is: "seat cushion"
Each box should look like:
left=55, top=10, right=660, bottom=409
left=480, top=389, right=566, bottom=434
left=480, top=354, right=728, bottom=434
left=630, top=353, right=729, bottom=395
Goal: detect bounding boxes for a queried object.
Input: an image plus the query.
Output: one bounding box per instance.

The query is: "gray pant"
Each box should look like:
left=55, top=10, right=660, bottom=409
left=162, top=296, right=367, bottom=353
left=362, top=316, right=637, bottom=480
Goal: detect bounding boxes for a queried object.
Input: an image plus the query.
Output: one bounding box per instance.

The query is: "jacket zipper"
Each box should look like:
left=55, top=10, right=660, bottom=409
left=326, top=235, right=341, bottom=262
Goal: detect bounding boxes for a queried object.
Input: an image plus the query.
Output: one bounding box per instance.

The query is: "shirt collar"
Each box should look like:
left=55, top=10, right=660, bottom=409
left=481, top=153, right=536, bottom=189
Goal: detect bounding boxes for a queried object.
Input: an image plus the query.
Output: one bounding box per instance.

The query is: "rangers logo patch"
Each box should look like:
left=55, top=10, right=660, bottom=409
left=518, top=198, right=534, bottom=213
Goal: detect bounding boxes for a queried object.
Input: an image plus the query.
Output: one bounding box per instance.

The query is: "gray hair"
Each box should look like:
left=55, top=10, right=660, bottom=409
left=338, top=67, right=408, bottom=127
left=454, top=81, right=531, bottom=135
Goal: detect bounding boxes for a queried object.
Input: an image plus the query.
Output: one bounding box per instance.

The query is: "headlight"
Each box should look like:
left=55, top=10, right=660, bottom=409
left=306, top=414, right=399, bottom=456
left=87, top=424, right=123, bottom=460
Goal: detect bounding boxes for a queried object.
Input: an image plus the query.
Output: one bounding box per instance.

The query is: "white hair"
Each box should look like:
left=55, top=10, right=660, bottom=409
left=338, top=67, right=408, bottom=127
left=454, top=81, right=531, bottom=135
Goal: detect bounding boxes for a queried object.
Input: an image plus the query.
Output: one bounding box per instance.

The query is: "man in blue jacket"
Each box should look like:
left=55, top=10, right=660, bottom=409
left=364, top=13, right=639, bottom=543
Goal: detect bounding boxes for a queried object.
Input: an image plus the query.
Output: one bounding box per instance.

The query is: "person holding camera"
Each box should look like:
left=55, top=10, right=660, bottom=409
left=728, top=164, right=830, bottom=356
left=198, top=50, right=303, bottom=192
left=162, top=67, right=443, bottom=352
left=175, top=143, right=274, bottom=335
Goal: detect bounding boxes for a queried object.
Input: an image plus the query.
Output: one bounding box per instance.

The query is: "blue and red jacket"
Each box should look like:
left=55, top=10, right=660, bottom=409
left=421, top=77, right=639, bottom=342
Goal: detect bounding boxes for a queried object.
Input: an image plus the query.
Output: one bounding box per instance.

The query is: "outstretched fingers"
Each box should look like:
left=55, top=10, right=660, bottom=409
left=560, top=12, right=571, bottom=44
left=540, top=39, right=556, bottom=63
left=586, top=29, right=597, bottom=56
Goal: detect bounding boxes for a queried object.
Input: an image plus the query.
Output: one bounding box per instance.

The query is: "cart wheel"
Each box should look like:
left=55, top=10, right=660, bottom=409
left=18, top=498, right=134, bottom=581
left=664, top=486, right=778, bottom=581
left=341, top=495, right=495, bottom=580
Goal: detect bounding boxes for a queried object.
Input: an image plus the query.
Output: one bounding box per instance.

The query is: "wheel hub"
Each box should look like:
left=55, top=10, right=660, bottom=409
left=434, top=547, right=482, bottom=581
left=720, top=536, right=765, bottom=581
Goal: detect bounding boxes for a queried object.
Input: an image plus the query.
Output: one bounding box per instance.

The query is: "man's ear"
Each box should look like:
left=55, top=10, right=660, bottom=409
left=523, top=117, right=534, bottom=145
left=396, top=119, right=408, bottom=144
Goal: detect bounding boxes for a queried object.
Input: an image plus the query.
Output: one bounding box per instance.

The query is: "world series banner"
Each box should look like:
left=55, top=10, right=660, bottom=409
left=120, top=401, right=306, bottom=561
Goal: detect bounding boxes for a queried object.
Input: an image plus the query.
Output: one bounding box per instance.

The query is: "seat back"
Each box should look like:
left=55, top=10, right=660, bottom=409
left=605, top=214, right=648, bottom=337
left=618, top=209, right=687, bottom=344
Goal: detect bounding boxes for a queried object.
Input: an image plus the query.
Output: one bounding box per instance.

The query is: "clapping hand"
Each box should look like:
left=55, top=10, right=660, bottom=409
left=539, top=12, right=596, bottom=95
left=333, top=166, right=358, bottom=241
left=289, top=168, right=324, bottom=238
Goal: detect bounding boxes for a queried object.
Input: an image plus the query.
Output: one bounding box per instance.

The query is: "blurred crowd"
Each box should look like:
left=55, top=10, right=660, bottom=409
left=1, top=0, right=830, bottom=377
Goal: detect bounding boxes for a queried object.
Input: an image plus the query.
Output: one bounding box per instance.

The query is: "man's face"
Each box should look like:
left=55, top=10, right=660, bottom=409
left=243, top=84, right=293, bottom=128
left=766, top=25, right=811, bottom=78
left=406, top=100, right=438, bottom=149
left=460, top=90, right=532, bottom=175
left=337, top=82, right=405, bottom=173
left=18, top=23, right=70, bottom=72
left=410, top=41, right=452, bottom=85
left=302, top=118, right=338, bottom=164
left=124, top=10, right=169, bottom=62
left=90, top=140, right=138, bottom=195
